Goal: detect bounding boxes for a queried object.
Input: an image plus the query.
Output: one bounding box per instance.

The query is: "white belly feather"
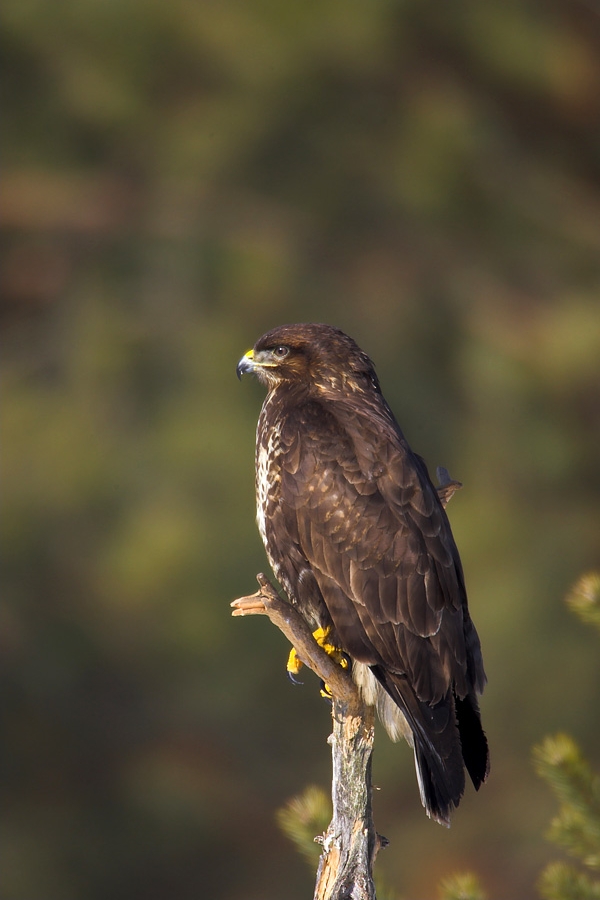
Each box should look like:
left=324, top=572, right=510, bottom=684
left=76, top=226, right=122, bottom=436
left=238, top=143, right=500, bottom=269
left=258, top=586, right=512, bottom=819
left=255, top=403, right=282, bottom=571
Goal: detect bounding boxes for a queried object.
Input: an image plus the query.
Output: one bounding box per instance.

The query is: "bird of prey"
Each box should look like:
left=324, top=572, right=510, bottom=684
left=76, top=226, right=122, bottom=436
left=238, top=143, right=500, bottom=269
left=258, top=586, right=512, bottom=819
left=237, top=323, right=488, bottom=826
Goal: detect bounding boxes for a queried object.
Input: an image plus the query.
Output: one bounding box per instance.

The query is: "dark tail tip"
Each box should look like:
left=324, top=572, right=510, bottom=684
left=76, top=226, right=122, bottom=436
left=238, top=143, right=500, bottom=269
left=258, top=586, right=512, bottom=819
left=455, top=694, right=490, bottom=790
left=413, top=742, right=460, bottom=828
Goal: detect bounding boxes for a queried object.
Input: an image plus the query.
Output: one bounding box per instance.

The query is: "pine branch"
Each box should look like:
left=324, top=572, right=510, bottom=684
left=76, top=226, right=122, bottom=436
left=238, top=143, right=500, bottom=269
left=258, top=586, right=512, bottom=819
left=533, top=734, right=600, bottom=824
left=277, top=786, right=332, bottom=868
left=438, top=872, right=488, bottom=900
left=538, top=862, right=600, bottom=900
left=533, top=733, right=600, bottom=876
left=566, top=573, right=600, bottom=635
left=534, top=574, right=600, bottom=900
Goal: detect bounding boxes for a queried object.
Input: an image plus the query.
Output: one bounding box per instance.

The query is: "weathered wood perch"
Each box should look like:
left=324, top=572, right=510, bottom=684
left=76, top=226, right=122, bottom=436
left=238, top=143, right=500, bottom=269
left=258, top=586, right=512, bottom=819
left=231, top=467, right=462, bottom=900
left=232, top=573, right=377, bottom=900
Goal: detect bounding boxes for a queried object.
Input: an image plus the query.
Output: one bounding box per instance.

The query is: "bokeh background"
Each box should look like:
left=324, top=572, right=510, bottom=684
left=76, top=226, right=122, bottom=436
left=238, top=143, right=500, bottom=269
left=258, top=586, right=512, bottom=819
left=3, top=1, right=600, bottom=898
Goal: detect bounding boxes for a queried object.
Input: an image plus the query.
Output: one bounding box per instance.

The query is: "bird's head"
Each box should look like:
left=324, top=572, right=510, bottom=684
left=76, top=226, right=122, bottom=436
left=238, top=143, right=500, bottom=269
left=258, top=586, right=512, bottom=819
left=237, top=323, right=380, bottom=396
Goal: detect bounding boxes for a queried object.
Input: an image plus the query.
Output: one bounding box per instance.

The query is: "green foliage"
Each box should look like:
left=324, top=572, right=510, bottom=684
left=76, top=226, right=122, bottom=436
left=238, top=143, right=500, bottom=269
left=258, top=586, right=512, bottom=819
left=566, top=574, right=600, bottom=636
left=276, top=785, right=331, bottom=868
left=438, top=873, right=487, bottom=900
left=534, top=733, right=600, bottom=869
left=537, top=862, right=600, bottom=900
left=533, top=734, right=600, bottom=900
left=533, top=574, right=600, bottom=900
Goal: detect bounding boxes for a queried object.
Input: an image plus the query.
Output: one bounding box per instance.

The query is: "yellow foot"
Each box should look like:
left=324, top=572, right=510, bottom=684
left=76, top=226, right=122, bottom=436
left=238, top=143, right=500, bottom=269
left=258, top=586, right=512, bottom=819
left=287, top=627, right=349, bottom=695
left=286, top=646, right=304, bottom=683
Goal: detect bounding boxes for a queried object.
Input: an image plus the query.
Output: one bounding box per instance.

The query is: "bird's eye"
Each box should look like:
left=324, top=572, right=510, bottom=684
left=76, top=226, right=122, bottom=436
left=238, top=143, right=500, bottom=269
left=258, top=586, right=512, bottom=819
left=273, top=346, right=289, bottom=359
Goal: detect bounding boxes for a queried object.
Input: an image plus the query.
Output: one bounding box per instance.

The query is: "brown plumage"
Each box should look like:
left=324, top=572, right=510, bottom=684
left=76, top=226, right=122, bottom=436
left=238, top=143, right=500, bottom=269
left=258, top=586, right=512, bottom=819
left=237, top=323, right=489, bottom=825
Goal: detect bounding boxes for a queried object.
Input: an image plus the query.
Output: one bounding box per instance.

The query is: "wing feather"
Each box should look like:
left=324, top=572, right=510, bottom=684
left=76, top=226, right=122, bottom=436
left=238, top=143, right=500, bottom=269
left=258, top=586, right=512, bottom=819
left=272, top=398, right=482, bottom=706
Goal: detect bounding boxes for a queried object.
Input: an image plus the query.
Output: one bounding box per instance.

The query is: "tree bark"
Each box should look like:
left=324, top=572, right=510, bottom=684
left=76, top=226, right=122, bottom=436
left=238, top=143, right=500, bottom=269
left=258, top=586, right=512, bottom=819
left=313, top=699, right=380, bottom=900
left=232, top=578, right=379, bottom=899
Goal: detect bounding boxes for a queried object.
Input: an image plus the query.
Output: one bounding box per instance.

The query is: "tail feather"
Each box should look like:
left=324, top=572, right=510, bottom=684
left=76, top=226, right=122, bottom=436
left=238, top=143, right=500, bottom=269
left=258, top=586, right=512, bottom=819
left=371, top=666, right=488, bottom=826
left=412, top=741, right=458, bottom=828
left=456, top=693, right=490, bottom=790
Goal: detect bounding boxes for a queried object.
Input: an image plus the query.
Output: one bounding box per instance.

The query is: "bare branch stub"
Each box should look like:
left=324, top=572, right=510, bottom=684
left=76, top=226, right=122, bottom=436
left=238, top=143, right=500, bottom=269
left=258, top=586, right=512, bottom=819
left=435, top=466, right=463, bottom=509
left=231, top=574, right=358, bottom=704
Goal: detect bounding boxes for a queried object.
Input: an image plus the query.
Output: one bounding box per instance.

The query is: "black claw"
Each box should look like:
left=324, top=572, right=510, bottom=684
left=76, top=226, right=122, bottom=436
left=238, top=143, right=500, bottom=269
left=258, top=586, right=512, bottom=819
left=287, top=671, right=304, bottom=685
left=319, top=680, right=333, bottom=705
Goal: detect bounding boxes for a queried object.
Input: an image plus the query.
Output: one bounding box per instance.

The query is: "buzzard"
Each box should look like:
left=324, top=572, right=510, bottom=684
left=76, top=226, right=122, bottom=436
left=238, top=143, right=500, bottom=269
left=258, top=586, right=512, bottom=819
left=237, top=323, right=488, bottom=825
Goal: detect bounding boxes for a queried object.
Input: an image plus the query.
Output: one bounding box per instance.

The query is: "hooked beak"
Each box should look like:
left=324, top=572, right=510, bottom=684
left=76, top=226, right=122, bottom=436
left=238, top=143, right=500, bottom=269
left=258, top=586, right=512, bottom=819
left=236, top=348, right=255, bottom=380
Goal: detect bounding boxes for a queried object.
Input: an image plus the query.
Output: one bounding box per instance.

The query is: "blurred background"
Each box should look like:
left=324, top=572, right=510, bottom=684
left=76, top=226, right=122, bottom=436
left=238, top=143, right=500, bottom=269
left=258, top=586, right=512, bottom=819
left=2, top=1, right=600, bottom=898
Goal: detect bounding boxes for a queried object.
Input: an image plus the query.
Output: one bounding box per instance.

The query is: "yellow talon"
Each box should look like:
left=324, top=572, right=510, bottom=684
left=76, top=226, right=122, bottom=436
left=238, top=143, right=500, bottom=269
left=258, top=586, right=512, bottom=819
left=287, top=627, right=349, bottom=692
left=312, top=627, right=349, bottom=669
left=287, top=646, right=304, bottom=677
